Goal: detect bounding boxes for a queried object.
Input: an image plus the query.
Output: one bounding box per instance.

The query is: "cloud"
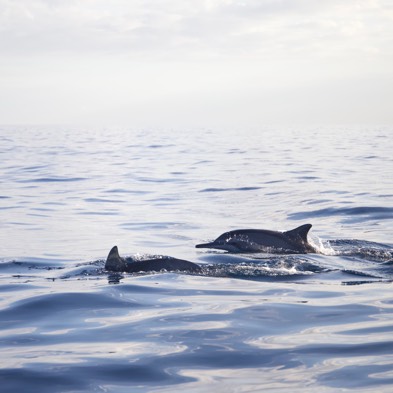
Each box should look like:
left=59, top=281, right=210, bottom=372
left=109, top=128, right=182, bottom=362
left=0, top=0, right=391, bottom=59
left=0, top=0, right=392, bottom=126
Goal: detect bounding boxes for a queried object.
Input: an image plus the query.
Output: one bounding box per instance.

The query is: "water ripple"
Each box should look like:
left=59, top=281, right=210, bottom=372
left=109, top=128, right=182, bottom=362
left=289, top=206, right=393, bottom=221
left=199, top=187, right=262, bottom=192
left=17, top=177, right=87, bottom=183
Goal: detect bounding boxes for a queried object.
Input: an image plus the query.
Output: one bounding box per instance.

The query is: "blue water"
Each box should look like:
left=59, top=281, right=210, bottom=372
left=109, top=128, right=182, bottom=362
left=1, top=126, right=393, bottom=392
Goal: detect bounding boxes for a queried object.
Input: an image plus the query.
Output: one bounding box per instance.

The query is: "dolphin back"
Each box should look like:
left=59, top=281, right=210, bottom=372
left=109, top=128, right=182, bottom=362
left=105, top=246, right=201, bottom=273
left=125, top=257, right=202, bottom=273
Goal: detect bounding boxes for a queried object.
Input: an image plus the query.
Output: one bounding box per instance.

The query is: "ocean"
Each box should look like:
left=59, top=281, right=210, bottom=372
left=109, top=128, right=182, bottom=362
left=1, top=126, right=392, bottom=392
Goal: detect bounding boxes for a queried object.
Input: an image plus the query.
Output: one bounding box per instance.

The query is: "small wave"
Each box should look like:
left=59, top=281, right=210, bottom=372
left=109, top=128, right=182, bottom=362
left=17, top=177, right=87, bottom=183
left=342, top=280, right=388, bottom=286
left=84, top=198, right=124, bottom=203
left=289, top=206, right=393, bottom=221
left=147, top=144, right=175, bottom=149
left=104, top=188, right=152, bottom=195
left=201, top=262, right=314, bottom=279
left=20, top=165, right=49, bottom=172
left=196, top=253, right=328, bottom=279
left=329, top=240, right=393, bottom=262
left=296, top=176, right=320, bottom=181
left=199, top=187, right=262, bottom=193
left=341, top=269, right=382, bottom=279
left=77, top=211, right=119, bottom=216
left=120, top=221, right=183, bottom=230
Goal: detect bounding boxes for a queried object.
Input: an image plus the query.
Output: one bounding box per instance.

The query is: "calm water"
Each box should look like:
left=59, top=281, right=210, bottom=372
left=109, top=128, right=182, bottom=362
left=1, top=126, right=393, bottom=392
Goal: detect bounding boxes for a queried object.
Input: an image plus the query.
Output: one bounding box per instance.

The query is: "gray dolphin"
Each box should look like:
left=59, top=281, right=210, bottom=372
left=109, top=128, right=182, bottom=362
left=105, top=246, right=202, bottom=273
left=195, top=224, right=317, bottom=254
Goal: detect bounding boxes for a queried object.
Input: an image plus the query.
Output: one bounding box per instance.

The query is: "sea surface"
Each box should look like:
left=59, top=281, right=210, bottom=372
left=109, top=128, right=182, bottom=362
left=1, top=126, right=393, bottom=392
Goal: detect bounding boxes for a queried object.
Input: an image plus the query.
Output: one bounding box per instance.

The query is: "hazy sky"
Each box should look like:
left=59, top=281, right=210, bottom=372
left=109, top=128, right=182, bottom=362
left=1, top=0, right=392, bottom=127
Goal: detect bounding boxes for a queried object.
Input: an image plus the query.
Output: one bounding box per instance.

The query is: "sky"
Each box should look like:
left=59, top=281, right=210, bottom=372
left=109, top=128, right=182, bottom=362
left=0, top=0, right=392, bottom=128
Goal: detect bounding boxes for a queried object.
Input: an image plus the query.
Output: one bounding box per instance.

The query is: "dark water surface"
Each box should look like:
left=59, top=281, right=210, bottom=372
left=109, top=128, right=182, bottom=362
left=1, top=126, right=393, bottom=392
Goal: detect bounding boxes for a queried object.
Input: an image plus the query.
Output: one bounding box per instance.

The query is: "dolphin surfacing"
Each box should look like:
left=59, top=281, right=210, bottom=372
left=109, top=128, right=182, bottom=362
left=195, top=224, right=317, bottom=254
left=105, top=246, right=202, bottom=273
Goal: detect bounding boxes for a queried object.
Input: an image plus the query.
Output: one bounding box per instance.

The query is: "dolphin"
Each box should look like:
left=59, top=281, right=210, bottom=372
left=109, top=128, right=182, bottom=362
left=105, top=246, right=202, bottom=273
left=195, top=224, right=317, bottom=254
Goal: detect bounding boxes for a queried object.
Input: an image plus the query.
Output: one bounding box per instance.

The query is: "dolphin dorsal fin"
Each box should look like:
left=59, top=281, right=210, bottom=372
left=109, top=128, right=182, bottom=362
left=105, top=245, right=127, bottom=272
left=284, top=224, right=312, bottom=242
left=107, top=245, right=120, bottom=260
